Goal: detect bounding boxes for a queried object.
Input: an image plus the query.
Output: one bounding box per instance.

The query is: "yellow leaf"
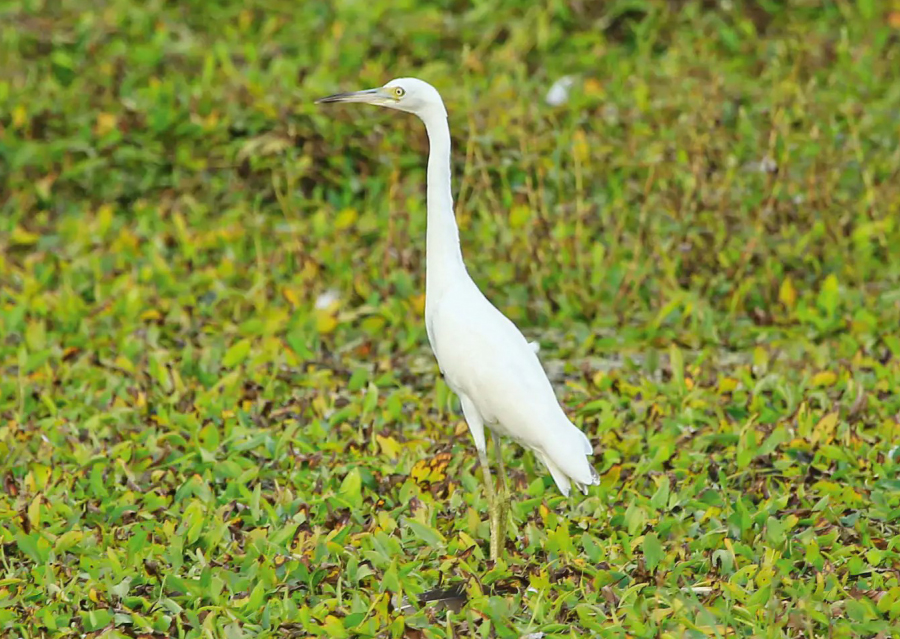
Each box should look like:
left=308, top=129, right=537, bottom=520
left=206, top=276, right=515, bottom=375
left=27, top=464, right=50, bottom=491
left=779, top=277, right=797, bottom=309
left=377, top=511, right=396, bottom=533
left=410, top=452, right=452, bottom=484
left=600, top=464, right=622, bottom=490
left=25, top=320, right=45, bottom=350
left=529, top=569, right=551, bottom=591
left=375, top=434, right=401, bottom=460
left=321, top=615, right=345, bottom=634
left=718, top=377, right=739, bottom=393
left=238, top=8, right=253, bottom=31
left=583, top=78, right=604, bottom=97
left=282, top=287, right=299, bottom=308
left=353, top=275, right=372, bottom=300
left=10, top=226, right=39, bottom=246
left=27, top=495, right=41, bottom=528
left=95, top=112, right=118, bottom=136
left=140, top=309, right=161, bottom=322
left=509, top=204, right=530, bottom=229
left=115, top=355, right=135, bottom=374
left=753, top=346, right=769, bottom=371
left=811, top=412, right=839, bottom=445
left=335, top=208, right=358, bottom=230
left=410, top=460, right=430, bottom=483
left=89, top=588, right=100, bottom=603
left=55, top=530, right=83, bottom=553
left=360, top=315, right=385, bottom=334
left=12, top=105, right=28, bottom=128
left=458, top=531, right=477, bottom=549
left=755, top=565, right=775, bottom=588
left=454, top=420, right=468, bottom=436
left=96, top=203, right=115, bottom=234
left=811, top=371, right=837, bottom=387
left=410, top=293, right=426, bottom=316
left=204, top=111, right=220, bottom=129
left=316, top=310, right=338, bottom=334
left=300, top=259, right=319, bottom=281
left=466, top=507, right=480, bottom=534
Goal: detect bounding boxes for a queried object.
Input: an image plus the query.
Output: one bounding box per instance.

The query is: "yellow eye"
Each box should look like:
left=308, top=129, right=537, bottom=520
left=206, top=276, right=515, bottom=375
left=393, top=87, right=405, bottom=98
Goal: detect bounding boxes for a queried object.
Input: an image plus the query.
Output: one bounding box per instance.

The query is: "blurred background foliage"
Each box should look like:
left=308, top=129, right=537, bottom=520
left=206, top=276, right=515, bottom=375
left=1, top=0, right=900, bottom=637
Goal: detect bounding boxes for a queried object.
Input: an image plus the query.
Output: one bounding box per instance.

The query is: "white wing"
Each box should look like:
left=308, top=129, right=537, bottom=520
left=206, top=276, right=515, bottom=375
left=427, top=279, right=597, bottom=495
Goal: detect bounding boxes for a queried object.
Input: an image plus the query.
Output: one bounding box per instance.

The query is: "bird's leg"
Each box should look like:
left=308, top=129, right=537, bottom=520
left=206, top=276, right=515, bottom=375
left=493, top=433, right=509, bottom=552
left=459, top=395, right=501, bottom=561
left=476, top=447, right=500, bottom=561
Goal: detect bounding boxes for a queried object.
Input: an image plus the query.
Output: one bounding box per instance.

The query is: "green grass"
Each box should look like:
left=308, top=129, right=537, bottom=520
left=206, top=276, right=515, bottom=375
left=2, top=0, right=900, bottom=636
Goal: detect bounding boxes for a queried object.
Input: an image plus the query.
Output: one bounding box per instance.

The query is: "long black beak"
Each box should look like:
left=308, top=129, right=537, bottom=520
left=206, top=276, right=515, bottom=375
left=315, top=88, right=380, bottom=104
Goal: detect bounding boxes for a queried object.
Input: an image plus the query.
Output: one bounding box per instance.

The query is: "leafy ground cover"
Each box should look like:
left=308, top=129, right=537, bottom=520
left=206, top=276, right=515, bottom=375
left=2, top=0, right=900, bottom=636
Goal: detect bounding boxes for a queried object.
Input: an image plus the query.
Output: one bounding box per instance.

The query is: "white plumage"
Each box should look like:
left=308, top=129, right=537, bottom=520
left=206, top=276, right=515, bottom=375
left=317, top=77, right=599, bottom=557
left=426, top=278, right=598, bottom=496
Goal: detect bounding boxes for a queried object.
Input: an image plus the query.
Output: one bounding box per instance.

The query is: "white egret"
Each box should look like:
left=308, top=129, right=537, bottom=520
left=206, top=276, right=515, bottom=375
left=317, top=78, right=599, bottom=560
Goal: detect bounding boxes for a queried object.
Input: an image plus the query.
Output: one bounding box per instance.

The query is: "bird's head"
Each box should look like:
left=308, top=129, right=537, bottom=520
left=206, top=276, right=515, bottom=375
left=316, top=77, right=447, bottom=119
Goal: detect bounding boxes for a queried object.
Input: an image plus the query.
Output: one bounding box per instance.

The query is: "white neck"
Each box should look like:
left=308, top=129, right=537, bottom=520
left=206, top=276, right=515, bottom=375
left=420, top=109, right=467, bottom=302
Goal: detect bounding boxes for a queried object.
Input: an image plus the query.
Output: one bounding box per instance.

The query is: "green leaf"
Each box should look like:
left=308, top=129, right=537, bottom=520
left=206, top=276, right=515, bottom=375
left=362, top=383, right=379, bottom=415
left=5, top=5, right=898, bottom=636
left=758, top=425, right=787, bottom=456
left=643, top=533, right=663, bottom=572
left=16, top=532, right=50, bottom=564
left=82, top=609, right=112, bottom=631
left=406, top=518, right=445, bottom=547
left=339, top=467, right=362, bottom=508
left=343, top=612, right=366, bottom=628
left=765, top=516, right=786, bottom=546
left=817, top=273, right=840, bottom=316
left=245, top=582, right=266, bottom=611
left=381, top=559, right=401, bottom=594
left=322, top=615, right=349, bottom=637
left=736, top=427, right=757, bottom=469
left=624, top=503, right=647, bottom=535
left=650, top=476, right=670, bottom=510
left=222, top=339, right=252, bottom=368
left=857, top=0, right=875, bottom=20
left=669, top=344, right=684, bottom=388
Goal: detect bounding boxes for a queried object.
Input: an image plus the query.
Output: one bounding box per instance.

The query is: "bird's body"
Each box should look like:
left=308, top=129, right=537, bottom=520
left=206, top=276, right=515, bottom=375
left=426, top=276, right=597, bottom=496
left=317, top=77, right=598, bottom=556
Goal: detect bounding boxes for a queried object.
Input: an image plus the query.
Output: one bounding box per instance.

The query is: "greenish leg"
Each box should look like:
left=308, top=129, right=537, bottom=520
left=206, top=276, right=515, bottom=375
left=493, top=433, right=509, bottom=558
left=476, top=447, right=500, bottom=561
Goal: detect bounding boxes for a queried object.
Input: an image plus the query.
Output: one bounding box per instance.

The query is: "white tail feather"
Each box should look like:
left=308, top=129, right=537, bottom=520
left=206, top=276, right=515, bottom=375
left=534, top=420, right=599, bottom=496
left=537, top=451, right=572, bottom=496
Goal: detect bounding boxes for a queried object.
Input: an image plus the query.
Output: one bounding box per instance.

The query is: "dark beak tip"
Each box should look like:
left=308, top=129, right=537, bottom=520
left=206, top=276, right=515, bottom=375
left=314, top=89, right=377, bottom=105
